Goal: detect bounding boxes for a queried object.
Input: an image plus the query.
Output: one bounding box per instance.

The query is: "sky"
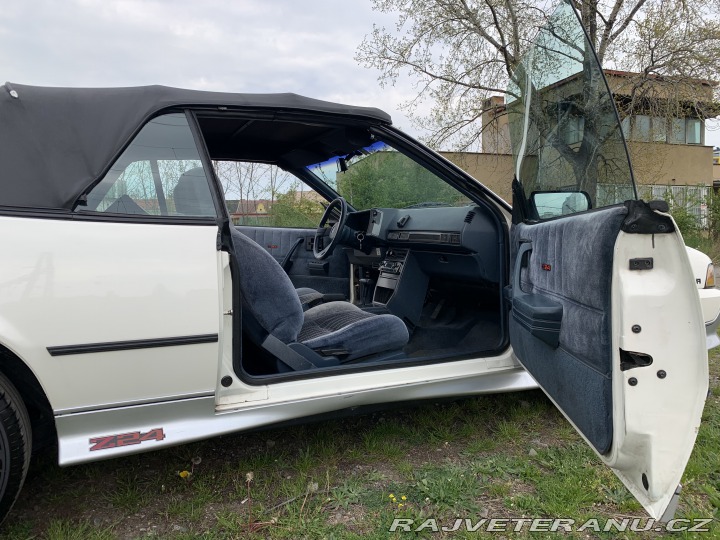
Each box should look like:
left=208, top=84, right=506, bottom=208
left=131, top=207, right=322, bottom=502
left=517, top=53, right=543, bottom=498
left=0, top=0, right=420, bottom=133
left=1, top=0, right=718, bottom=150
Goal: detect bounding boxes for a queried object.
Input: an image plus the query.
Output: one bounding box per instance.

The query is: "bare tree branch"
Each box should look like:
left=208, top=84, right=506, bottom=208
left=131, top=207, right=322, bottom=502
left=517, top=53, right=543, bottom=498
left=358, top=0, right=720, bottom=150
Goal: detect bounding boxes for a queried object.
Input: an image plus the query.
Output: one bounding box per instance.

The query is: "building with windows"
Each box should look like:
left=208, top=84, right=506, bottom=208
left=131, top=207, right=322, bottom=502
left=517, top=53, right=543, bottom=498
left=226, top=199, right=272, bottom=224
left=443, top=71, right=717, bottom=206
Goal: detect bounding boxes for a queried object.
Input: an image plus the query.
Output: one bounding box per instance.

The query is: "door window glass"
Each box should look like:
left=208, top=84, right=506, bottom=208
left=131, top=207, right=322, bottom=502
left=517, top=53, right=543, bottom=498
left=78, top=114, right=216, bottom=217
left=506, top=2, right=636, bottom=218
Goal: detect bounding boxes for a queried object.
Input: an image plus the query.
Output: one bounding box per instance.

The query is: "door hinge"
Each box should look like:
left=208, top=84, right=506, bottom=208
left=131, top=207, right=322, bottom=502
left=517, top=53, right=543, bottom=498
left=622, top=200, right=674, bottom=234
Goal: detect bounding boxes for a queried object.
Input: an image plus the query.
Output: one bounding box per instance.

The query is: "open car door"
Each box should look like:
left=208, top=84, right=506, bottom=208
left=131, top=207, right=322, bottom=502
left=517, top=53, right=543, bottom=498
left=507, top=1, right=708, bottom=520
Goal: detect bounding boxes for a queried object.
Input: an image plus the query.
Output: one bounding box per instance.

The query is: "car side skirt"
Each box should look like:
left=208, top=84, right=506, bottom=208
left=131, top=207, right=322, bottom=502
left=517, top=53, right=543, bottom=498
left=55, top=366, right=536, bottom=466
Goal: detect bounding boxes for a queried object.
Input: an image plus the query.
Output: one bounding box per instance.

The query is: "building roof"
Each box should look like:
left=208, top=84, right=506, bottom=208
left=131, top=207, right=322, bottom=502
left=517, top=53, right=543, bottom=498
left=0, top=82, right=392, bottom=211
left=603, top=69, right=718, bottom=88
left=227, top=200, right=273, bottom=215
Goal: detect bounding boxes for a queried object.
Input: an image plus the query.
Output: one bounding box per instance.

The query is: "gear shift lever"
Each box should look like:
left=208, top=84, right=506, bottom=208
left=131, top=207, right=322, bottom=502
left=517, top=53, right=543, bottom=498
left=358, top=278, right=375, bottom=305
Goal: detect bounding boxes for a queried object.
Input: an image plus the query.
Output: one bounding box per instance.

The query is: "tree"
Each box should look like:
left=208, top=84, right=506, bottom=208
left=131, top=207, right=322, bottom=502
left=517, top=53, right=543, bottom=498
left=269, top=184, right=326, bottom=228
left=213, top=161, right=293, bottom=222
left=357, top=0, right=720, bottom=151
left=337, top=150, right=467, bottom=208
left=214, top=161, right=264, bottom=216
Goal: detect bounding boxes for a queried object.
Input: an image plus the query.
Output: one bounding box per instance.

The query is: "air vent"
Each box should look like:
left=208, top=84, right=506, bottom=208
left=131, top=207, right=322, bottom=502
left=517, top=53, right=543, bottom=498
left=464, top=211, right=476, bottom=223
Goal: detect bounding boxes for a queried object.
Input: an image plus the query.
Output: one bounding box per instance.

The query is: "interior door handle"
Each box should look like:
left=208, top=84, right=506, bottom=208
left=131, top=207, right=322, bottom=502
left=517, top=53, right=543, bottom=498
left=513, top=242, right=533, bottom=296
left=281, top=237, right=304, bottom=272
left=511, top=241, right=563, bottom=348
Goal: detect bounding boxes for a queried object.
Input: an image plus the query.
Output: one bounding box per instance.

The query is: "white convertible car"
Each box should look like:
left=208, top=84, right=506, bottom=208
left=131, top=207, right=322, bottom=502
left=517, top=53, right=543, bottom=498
left=0, top=1, right=717, bottom=524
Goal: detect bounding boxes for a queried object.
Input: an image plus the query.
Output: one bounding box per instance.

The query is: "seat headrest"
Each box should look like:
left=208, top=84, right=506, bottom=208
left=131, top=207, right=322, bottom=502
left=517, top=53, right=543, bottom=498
left=172, top=167, right=216, bottom=216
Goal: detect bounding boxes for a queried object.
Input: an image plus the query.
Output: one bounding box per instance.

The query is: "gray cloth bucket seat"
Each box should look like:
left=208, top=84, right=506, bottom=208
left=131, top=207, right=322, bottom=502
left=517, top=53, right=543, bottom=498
left=295, top=287, right=325, bottom=307
left=230, top=228, right=409, bottom=366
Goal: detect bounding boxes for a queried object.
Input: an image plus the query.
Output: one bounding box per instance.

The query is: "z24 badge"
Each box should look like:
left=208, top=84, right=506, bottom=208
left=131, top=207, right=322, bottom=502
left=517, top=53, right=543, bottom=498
left=89, top=428, right=165, bottom=451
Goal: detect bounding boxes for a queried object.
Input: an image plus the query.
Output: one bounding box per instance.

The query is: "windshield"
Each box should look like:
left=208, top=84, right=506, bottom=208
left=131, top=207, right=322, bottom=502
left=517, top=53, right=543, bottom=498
left=306, top=141, right=471, bottom=210
left=506, top=1, right=636, bottom=216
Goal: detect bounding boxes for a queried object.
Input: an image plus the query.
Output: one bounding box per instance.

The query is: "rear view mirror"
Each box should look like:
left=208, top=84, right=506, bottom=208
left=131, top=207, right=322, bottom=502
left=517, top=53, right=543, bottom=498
left=530, top=191, right=591, bottom=219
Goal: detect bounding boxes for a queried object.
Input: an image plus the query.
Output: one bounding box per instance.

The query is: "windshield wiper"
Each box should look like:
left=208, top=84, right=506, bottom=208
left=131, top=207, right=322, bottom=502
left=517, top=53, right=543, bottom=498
left=403, top=201, right=453, bottom=209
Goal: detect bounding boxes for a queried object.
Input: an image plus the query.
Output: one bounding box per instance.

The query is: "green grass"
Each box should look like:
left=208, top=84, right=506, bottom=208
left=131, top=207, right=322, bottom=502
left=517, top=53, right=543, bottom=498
left=3, top=346, right=720, bottom=539
left=43, top=520, right=115, bottom=540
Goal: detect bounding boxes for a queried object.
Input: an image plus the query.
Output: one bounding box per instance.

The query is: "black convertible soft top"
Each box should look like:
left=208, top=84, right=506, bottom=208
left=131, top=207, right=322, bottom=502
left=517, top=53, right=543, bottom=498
left=0, top=82, right=392, bottom=211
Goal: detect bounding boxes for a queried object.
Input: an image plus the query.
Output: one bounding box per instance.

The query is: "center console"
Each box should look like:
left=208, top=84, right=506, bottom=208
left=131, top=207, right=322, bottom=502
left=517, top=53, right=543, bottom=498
left=371, top=248, right=428, bottom=325
left=373, top=248, right=408, bottom=305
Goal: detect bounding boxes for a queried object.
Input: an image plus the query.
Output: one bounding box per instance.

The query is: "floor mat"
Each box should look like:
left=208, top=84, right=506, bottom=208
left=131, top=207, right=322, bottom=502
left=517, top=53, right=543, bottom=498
left=404, top=299, right=502, bottom=357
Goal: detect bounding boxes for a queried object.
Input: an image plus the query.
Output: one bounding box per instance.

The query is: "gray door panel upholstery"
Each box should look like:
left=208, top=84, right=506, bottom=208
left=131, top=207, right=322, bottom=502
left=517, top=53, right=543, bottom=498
left=510, top=206, right=627, bottom=455
left=235, top=226, right=350, bottom=297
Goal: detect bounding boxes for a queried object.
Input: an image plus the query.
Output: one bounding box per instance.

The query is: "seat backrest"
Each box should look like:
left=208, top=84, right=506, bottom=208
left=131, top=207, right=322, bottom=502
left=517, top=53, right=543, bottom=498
left=230, top=228, right=304, bottom=343
left=172, top=167, right=216, bottom=216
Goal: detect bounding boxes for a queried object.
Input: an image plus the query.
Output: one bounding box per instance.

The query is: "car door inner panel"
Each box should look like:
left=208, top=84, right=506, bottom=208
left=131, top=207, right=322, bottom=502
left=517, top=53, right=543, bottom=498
left=510, top=206, right=627, bottom=455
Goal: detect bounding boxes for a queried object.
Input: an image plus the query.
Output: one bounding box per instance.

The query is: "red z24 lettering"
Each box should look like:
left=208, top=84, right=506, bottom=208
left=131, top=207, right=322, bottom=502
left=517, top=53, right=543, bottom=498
left=89, top=428, right=165, bottom=451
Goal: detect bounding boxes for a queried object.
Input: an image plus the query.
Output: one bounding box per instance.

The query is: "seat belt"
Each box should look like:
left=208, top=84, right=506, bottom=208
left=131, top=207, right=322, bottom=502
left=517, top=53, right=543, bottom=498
left=261, top=334, right=316, bottom=371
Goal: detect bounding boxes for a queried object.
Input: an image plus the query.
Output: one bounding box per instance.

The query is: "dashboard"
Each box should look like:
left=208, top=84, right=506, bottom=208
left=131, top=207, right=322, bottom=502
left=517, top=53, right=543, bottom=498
left=346, top=205, right=498, bottom=253
left=344, top=205, right=502, bottom=285
left=344, top=204, right=503, bottom=314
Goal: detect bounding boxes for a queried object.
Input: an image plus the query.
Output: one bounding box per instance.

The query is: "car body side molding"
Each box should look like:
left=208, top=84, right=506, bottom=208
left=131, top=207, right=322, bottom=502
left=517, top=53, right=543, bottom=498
left=47, top=334, right=219, bottom=357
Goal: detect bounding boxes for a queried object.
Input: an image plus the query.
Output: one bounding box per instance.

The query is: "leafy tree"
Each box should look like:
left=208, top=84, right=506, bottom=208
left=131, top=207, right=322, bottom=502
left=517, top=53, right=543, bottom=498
left=268, top=185, right=325, bottom=228
left=357, top=0, right=720, bottom=150
left=664, top=187, right=701, bottom=236
left=337, top=151, right=468, bottom=208
left=708, top=189, right=720, bottom=242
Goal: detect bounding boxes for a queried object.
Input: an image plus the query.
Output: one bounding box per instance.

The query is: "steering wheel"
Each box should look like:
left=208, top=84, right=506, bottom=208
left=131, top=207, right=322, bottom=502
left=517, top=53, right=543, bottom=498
left=314, top=197, right=348, bottom=260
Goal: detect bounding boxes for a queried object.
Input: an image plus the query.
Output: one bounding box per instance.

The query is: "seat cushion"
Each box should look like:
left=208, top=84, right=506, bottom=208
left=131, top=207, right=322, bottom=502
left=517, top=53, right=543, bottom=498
left=295, top=287, right=324, bottom=309
left=299, top=302, right=409, bottom=360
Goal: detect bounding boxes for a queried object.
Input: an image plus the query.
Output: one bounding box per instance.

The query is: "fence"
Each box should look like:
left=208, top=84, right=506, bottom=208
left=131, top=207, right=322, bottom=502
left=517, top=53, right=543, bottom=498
left=598, top=183, right=712, bottom=229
